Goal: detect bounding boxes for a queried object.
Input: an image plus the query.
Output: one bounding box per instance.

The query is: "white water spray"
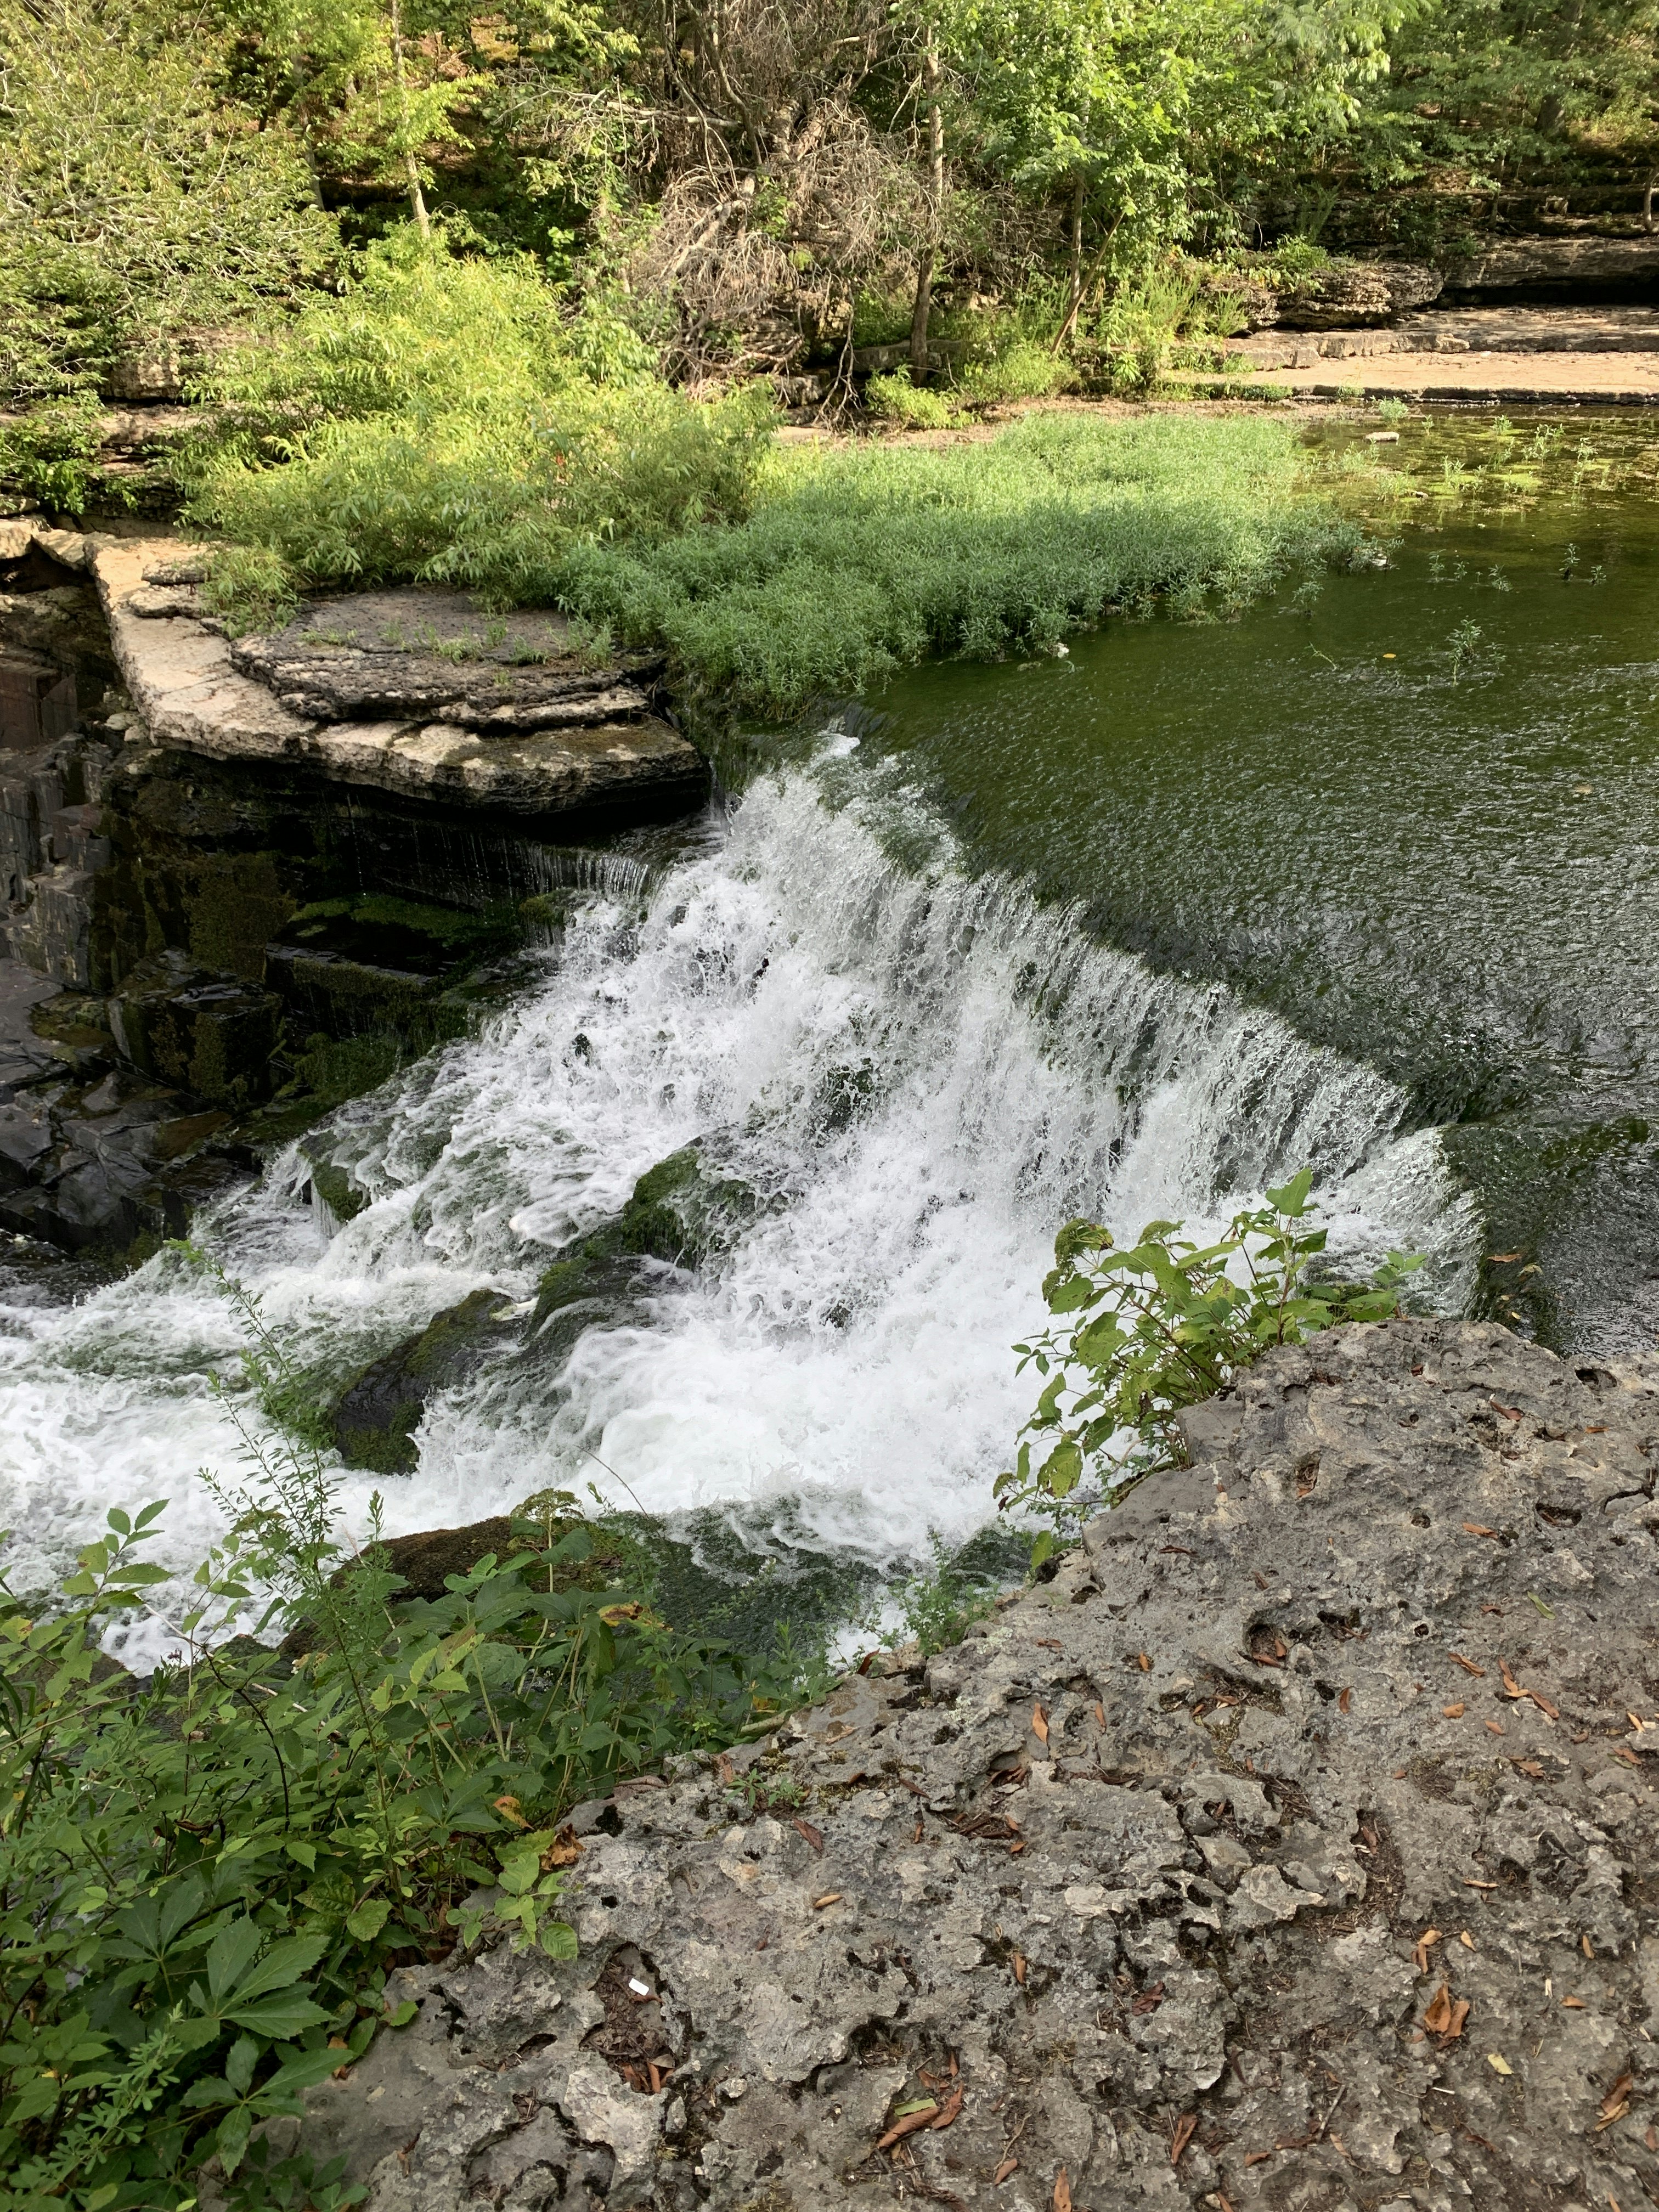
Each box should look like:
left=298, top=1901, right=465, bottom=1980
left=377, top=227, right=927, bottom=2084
left=0, top=766, right=1476, bottom=1658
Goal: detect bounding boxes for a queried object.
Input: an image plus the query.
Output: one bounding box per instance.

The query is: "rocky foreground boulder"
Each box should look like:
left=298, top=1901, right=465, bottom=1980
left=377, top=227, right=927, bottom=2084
left=286, top=1319, right=1659, bottom=2211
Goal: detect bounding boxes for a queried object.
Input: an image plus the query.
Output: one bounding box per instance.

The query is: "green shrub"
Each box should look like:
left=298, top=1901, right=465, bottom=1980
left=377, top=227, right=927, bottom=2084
left=956, top=340, right=1075, bottom=408
left=185, top=238, right=774, bottom=624
left=0, top=1251, right=820, bottom=2212
left=0, top=0, right=336, bottom=410
left=558, top=411, right=1367, bottom=720
left=865, top=371, right=960, bottom=428
left=996, top=1169, right=1423, bottom=1557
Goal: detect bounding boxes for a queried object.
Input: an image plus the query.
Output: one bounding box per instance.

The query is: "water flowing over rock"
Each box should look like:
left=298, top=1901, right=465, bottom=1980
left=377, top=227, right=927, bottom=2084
left=284, top=1318, right=1659, bottom=2210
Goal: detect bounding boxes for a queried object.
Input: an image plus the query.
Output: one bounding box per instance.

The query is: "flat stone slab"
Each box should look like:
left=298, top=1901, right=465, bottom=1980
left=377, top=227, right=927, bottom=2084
left=292, top=1318, right=1659, bottom=2211
left=229, top=587, right=662, bottom=733
left=86, top=539, right=706, bottom=827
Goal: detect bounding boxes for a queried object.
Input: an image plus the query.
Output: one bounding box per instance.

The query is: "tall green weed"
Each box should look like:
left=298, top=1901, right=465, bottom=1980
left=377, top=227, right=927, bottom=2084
left=185, top=239, right=773, bottom=620
left=560, top=413, right=1365, bottom=720
left=0, top=1250, right=818, bottom=2212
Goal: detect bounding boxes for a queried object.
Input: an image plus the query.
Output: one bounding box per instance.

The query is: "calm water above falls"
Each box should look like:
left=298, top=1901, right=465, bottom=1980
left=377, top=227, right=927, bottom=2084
left=2, top=410, right=1649, bottom=1647
left=870, top=411, right=1659, bottom=1353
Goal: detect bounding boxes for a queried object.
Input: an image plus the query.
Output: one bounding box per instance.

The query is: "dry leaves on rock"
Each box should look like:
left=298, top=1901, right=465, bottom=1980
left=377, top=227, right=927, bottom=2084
left=1171, top=2112, right=1197, bottom=2163
left=1053, top=2168, right=1072, bottom=2212
left=1598, top=2072, right=1634, bottom=2128
left=1423, top=1982, right=1471, bottom=2041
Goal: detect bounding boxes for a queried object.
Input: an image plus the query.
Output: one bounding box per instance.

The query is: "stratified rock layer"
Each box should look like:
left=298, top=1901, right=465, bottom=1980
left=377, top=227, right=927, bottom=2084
left=290, top=1318, right=1659, bottom=2210
left=79, top=538, right=707, bottom=829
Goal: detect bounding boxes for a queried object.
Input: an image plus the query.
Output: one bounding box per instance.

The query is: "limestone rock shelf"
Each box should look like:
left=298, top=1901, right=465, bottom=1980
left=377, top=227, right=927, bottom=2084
left=285, top=1318, right=1659, bottom=2211
left=9, top=529, right=708, bottom=830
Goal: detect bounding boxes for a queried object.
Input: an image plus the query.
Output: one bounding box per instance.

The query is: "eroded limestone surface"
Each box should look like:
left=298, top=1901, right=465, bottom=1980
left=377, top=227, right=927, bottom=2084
left=86, top=539, right=706, bottom=828
left=287, top=1319, right=1659, bottom=2211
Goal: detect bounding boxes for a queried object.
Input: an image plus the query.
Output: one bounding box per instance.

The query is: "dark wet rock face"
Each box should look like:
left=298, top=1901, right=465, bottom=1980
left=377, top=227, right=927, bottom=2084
left=331, top=1288, right=521, bottom=1474
left=291, top=1319, right=1659, bottom=2210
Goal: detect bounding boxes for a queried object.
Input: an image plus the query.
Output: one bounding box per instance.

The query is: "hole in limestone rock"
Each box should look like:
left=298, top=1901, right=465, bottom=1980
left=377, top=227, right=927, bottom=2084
left=1576, top=1365, right=1617, bottom=1390
left=582, top=1948, right=681, bottom=2094
left=1410, top=1511, right=1431, bottom=1528
left=1413, top=1622, right=1430, bottom=1637
left=1535, top=1501, right=1582, bottom=1527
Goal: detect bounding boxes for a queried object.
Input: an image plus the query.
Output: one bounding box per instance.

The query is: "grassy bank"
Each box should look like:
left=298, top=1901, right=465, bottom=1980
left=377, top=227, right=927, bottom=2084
left=185, top=250, right=1364, bottom=725
left=558, top=412, right=1364, bottom=721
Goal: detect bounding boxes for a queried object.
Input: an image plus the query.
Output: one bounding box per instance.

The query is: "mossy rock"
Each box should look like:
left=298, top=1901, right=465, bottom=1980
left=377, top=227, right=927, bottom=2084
left=331, top=1286, right=519, bottom=1473
left=277, top=1510, right=629, bottom=1659
left=303, top=1150, right=368, bottom=1225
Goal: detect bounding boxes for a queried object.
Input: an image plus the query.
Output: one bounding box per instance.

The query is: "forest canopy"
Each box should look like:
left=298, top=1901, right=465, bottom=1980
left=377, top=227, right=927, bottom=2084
left=1, top=0, right=1656, bottom=410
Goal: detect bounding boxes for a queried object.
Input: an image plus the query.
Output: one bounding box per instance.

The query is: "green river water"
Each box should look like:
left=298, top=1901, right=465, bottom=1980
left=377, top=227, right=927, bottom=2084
left=867, top=409, right=1659, bottom=1355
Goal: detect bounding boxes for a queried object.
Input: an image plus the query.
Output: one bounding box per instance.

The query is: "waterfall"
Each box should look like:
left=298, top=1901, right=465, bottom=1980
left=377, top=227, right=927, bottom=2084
left=0, top=761, right=1476, bottom=1660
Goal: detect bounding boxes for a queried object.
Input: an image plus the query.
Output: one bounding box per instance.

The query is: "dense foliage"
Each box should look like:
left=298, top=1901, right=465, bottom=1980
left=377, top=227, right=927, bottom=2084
left=3, top=0, right=1656, bottom=437
left=0, top=1259, right=818, bottom=2212
left=998, top=1169, right=1423, bottom=1551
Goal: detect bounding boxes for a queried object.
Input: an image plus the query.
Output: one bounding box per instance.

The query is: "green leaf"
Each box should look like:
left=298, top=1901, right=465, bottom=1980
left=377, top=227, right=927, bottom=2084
left=227, top=1931, right=330, bottom=2007
left=539, top=1920, right=578, bottom=1961
left=225, top=1994, right=332, bottom=2039
left=345, top=1898, right=391, bottom=1943
left=205, top=1919, right=264, bottom=2005
left=225, top=2036, right=259, bottom=2097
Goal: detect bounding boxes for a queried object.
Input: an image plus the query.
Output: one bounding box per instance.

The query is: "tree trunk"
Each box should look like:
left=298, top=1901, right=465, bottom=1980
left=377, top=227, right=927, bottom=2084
left=1054, top=173, right=1086, bottom=353
left=1646, top=173, right=1656, bottom=234
left=388, top=0, right=431, bottom=238
left=910, top=43, right=944, bottom=387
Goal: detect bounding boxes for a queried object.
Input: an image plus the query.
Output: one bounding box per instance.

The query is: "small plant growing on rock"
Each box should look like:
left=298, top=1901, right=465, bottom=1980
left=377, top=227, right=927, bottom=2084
left=997, top=1170, right=1421, bottom=1559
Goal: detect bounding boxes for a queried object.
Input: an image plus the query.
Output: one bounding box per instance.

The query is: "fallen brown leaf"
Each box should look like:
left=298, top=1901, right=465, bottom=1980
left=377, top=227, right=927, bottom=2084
left=811, top=1892, right=842, bottom=1910
left=1563, top=1996, right=1585, bottom=2009
left=1092, top=1702, right=1105, bottom=1728
left=1423, top=1983, right=1455, bottom=2035
left=1598, top=2072, right=1634, bottom=2128
left=1489, top=1397, right=1523, bottom=1418
left=1516, top=1758, right=1545, bottom=1778
left=1131, top=1981, right=1166, bottom=2015
left=1031, top=1703, right=1049, bottom=1744
left=1443, top=1703, right=1466, bottom=1719
left=1613, top=1746, right=1640, bottom=1767
left=992, top=2155, right=1019, bottom=2184
left=1451, top=1654, right=1487, bottom=1678
left=1339, top=1687, right=1352, bottom=1714
left=493, top=1795, right=529, bottom=1827
left=1053, top=2168, right=1072, bottom=2212
left=1035, top=1637, right=1063, bottom=1650
left=1244, top=2149, right=1276, bottom=2167
left=1486, top=1720, right=1506, bottom=1737
left=1171, top=2113, right=1197, bottom=2164
left=1584, top=1934, right=1596, bottom=1958
left=1012, top=1953, right=1026, bottom=1985
left=1463, top=1878, right=1497, bottom=1889
left=876, top=2101, right=939, bottom=2152
left=930, top=2086, right=964, bottom=2131
left=1463, top=1522, right=1499, bottom=1538
left=540, top=1826, right=584, bottom=1869
left=1529, top=1689, right=1560, bottom=1720
left=792, top=1817, right=825, bottom=1855
left=1647, top=2124, right=1657, bottom=2152
left=1137, top=1652, right=1152, bottom=1672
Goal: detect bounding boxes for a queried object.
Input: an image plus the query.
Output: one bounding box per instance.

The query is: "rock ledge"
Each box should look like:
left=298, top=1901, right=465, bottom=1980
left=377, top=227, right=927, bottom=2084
left=290, top=1319, right=1659, bottom=2211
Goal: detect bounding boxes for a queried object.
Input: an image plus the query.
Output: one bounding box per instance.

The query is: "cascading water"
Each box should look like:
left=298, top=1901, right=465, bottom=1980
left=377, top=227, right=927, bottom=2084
left=0, top=759, right=1476, bottom=1660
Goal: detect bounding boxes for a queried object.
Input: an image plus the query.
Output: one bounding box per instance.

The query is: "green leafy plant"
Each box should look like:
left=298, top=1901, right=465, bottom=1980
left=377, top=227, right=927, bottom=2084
left=0, top=1249, right=820, bottom=2212
left=996, top=1170, right=1422, bottom=1558
left=864, top=371, right=960, bottom=428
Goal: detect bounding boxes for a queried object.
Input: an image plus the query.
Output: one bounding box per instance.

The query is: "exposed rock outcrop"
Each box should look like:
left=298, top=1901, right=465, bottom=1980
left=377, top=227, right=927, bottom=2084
left=1445, top=234, right=1659, bottom=300
left=1, top=531, right=708, bottom=832
left=291, top=1318, right=1659, bottom=2210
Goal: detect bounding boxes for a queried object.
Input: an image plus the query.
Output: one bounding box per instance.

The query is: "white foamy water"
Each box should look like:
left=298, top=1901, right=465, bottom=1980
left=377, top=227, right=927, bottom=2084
left=0, top=765, right=1477, bottom=1659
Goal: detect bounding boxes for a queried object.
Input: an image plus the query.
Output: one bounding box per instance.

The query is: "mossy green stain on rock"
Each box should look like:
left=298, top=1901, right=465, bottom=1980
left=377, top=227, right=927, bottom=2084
left=331, top=1286, right=518, bottom=1474
left=304, top=1153, right=367, bottom=1225
left=618, top=1146, right=703, bottom=1261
